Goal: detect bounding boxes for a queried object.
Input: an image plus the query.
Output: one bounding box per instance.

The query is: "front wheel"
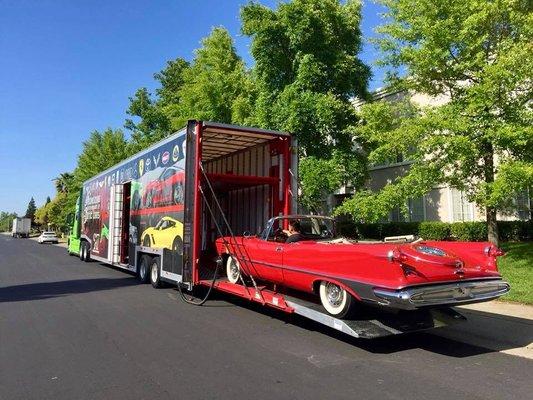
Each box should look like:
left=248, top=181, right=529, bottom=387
left=138, top=255, right=151, bottom=283
left=319, top=281, right=355, bottom=319
left=226, top=256, right=240, bottom=284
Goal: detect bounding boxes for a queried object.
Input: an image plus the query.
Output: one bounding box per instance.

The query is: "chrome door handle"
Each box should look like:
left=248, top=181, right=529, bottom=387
left=276, top=247, right=283, bottom=252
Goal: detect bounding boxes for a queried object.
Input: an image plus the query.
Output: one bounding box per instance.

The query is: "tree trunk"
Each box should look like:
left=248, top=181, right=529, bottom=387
left=486, top=205, right=499, bottom=247
left=483, top=142, right=499, bottom=246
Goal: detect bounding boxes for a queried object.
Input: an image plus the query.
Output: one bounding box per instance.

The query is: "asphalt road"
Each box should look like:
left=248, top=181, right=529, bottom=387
left=1, top=235, right=531, bottom=400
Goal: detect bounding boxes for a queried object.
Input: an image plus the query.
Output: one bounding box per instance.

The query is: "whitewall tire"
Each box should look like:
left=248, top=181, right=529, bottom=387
left=319, top=281, right=354, bottom=319
left=226, top=256, right=240, bottom=284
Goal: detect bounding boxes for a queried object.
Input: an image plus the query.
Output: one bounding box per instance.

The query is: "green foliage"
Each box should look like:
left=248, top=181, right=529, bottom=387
left=241, top=0, right=370, bottom=210
left=498, top=220, right=533, bottom=242
left=450, top=222, right=488, bottom=242
left=24, top=197, right=36, bottom=224
left=337, top=219, right=531, bottom=242
left=416, top=222, right=450, bottom=241
left=498, top=242, right=533, bottom=304
left=177, top=27, right=251, bottom=125
left=0, top=211, right=17, bottom=232
left=125, top=88, right=172, bottom=153
left=338, top=0, right=533, bottom=244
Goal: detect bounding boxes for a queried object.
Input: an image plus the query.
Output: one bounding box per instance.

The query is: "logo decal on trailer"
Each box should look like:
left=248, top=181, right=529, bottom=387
left=153, top=153, right=161, bottom=168
left=172, top=145, right=179, bottom=162
left=138, top=159, right=144, bottom=177
left=162, top=151, right=170, bottom=165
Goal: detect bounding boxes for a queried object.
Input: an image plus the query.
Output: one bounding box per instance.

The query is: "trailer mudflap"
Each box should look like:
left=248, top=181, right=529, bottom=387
left=284, top=296, right=466, bottom=339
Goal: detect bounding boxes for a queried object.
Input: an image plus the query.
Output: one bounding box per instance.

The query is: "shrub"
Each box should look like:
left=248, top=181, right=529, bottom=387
left=418, top=221, right=450, bottom=240
left=336, top=219, right=531, bottom=242
left=498, top=221, right=532, bottom=242
left=450, top=222, right=487, bottom=241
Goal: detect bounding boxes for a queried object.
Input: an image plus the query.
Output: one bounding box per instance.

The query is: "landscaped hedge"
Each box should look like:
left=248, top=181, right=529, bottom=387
left=337, top=220, right=532, bottom=242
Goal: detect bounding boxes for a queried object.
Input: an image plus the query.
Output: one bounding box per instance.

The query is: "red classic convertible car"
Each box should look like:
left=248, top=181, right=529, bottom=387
left=216, top=215, right=510, bottom=318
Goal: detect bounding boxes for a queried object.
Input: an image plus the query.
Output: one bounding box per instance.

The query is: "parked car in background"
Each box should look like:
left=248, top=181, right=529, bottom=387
left=38, top=231, right=59, bottom=244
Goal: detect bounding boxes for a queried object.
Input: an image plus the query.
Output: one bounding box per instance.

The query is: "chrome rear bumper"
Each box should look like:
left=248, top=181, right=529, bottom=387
left=373, top=280, right=510, bottom=310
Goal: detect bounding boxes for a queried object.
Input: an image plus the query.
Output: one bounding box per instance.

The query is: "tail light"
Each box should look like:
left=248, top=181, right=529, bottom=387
left=484, top=245, right=504, bottom=257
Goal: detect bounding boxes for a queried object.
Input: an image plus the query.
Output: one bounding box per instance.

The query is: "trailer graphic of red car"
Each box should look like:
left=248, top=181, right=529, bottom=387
left=142, top=166, right=185, bottom=208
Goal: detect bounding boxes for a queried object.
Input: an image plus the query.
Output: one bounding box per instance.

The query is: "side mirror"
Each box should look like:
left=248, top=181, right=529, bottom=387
left=243, top=231, right=251, bottom=238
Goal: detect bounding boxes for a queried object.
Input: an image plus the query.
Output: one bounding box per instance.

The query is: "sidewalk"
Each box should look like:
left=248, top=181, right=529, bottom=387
left=434, top=301, right=533, bottom=359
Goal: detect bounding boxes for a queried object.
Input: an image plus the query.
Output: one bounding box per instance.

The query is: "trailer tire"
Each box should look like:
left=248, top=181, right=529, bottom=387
left=81, top=242, right=91, bottom=262
left=226, top=256, right=240, bottom=284
left=79, top=242, right=86, bottom=261
left=138, top=255, right=151, bottom=283
left=150, top=257, right=162, bottom=288
left=319, top=281, right=354, bottom=319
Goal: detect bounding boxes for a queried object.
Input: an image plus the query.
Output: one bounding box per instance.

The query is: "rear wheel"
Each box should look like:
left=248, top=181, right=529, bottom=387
left=150, top=257, right=162, bottom=288
left=79, top=242, right=86, bottom=261
left=226, top=256, right=240, bottom=284
left=319, top=281, right=354, bottom=319
left=82, top=242, right=91, bottom=262
left=138, top=255, right=151, bottom=283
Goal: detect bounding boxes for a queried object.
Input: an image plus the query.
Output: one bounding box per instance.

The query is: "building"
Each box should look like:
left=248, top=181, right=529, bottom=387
left=340, top=88, right=531, bottom=223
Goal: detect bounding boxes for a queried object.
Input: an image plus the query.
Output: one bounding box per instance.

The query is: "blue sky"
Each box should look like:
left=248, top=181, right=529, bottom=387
left=0, top=0, right=387, bottom=215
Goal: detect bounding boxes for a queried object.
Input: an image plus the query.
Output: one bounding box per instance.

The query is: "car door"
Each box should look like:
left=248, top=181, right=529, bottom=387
left=242, top=236, right=284, bottom=284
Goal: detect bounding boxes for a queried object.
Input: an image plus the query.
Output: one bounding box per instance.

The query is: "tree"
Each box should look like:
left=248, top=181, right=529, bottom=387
left=53, top=172, right=74, bottom=194
left=176, top=27, right=251, bottom=125
left=337, top=0, right=533, bottom=245
left=45, top=196, right=51, bottom=204
left=0, top=211, right=17, bottom=232
left=25, top=197, right=36, bottom=225
left=241, top=0, right=370, bottom=212
left=125, top=88, right=172, bottom=153
left=126, top=28, right=251, bottom=151
left=74, top=128, right=131, bottom=185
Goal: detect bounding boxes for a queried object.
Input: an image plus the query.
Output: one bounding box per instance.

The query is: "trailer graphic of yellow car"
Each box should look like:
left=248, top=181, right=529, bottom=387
left=140, top=216, right=183, bottom=254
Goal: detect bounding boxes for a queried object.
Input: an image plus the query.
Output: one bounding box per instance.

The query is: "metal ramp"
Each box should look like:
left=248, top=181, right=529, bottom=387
left=284, top=296, right=466, bottom=339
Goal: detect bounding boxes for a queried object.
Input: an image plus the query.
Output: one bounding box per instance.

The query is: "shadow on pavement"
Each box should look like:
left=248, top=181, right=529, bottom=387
left=0, top=277, right=138, bottom=303
left=214, top=293, right=531, bottom=358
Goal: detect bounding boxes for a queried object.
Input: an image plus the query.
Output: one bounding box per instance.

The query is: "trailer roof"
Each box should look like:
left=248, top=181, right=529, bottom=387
left=201, top=121, right=290, bottom=161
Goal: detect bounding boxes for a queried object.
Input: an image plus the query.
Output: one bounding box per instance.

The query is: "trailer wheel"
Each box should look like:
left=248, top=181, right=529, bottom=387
left=150, top=257, right=162, bottom=288
left=319, top=281, right=354, bottom=319
left=226, top=256, right=240, bottom=284
left=138, top=255, right=151, bottom=283
left=83, top=242, right=91, bottom=262
left=79, top=242, right=86, bottom=261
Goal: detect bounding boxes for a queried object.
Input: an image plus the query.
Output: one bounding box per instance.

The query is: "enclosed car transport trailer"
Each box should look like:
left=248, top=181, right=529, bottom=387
left=68, top=120, right=465, bottom=339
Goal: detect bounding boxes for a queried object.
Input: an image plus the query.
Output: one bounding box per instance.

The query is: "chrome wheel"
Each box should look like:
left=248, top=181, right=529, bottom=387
left=325, top=282, right=344, bottom=307
left=151, top=262, right=158, bottom=283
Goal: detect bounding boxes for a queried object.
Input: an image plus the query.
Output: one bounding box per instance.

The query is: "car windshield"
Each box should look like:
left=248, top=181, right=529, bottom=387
left=261, top=216, right=336, bottom=241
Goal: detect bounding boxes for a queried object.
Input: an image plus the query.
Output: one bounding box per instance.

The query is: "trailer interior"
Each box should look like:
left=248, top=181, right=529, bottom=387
left=191, top=122, right=295, bottom=284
